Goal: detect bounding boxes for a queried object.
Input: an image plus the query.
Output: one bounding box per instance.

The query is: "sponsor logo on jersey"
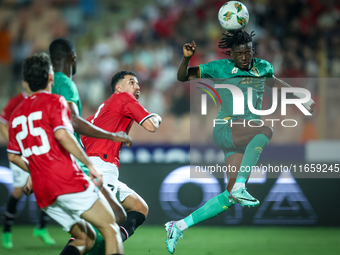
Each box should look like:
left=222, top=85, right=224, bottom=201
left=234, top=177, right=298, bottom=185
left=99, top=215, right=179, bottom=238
left=232, top=67, right=239, bottom=74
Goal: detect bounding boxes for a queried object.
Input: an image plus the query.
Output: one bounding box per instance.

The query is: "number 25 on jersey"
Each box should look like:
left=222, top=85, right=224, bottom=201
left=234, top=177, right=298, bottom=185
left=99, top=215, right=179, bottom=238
left=12, top=111, right=51, bottom=157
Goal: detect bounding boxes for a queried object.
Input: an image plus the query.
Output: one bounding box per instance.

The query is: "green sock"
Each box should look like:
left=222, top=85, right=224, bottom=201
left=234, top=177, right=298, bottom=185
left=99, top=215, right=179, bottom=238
left=183, top=190, right=234, bottom=227
left=86, top=227, right=105, bottom=255
left=236, top=134, right=270, bottom=184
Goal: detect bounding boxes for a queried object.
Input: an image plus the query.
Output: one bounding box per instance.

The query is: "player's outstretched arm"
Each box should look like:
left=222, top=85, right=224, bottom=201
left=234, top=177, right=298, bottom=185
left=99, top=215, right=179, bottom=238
left=268, top=76, right=315, bottom=114
left=177, top=41, right=200, bottom=81
left=68, top=102, right=132, bottom=147
left=54, top=128, right=103, bottom=187
left=7, top=153, right=30, bottom=173
left=142, top=114, right=162, bottom=133
left=0, top=122, right=9, bottom=141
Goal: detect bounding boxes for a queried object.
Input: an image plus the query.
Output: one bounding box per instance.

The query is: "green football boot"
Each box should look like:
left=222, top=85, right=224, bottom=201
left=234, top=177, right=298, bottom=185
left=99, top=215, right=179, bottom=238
left=165, top=221, right=183, bottom=254
left=2, top=232, right=13, bottom=249
left=33, top=228, right=56, bottom=245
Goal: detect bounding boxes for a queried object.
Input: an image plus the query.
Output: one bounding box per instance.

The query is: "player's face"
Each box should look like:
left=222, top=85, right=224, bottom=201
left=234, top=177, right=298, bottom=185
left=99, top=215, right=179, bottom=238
left=231, top=43, right=254, bottom=71
left=119, top=75, right=140, bottom=99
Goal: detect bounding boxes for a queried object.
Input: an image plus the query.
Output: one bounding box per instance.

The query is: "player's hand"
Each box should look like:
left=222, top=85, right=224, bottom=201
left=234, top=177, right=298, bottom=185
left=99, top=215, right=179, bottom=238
left=303, top=99, right=315, bottom=114
left=111, top=131, right=132, bottom=147
left=88, top=164, right=103, bottom=188
left=23, top=176, right=33, bottom=196
left=153, top=113, right=162, bottom=125
left=183, top=40, right=196, bottom=58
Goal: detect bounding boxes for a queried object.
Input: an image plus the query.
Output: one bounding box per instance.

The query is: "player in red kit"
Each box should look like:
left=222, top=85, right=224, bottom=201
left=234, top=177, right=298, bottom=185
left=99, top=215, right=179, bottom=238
left=82, top=71, right=162, bottom=243
left=7, top=53, right=124, bottom=255
left=1, top=82, right=55, bottom=249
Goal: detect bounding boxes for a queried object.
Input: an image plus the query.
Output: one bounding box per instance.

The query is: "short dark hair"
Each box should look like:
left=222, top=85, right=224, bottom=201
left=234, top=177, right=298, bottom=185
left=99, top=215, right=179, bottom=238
left=110, top=71, right=137, bottom=93
left=219, top=30, right=255, bottom=56
left=49, top=38, right=75, bottom=65
left=23, top=52, right=51, bottom=92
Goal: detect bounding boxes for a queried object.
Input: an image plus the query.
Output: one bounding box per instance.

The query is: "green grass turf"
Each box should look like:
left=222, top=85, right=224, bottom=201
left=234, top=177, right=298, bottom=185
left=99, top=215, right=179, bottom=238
left=1, top=225, right=340, bottom=255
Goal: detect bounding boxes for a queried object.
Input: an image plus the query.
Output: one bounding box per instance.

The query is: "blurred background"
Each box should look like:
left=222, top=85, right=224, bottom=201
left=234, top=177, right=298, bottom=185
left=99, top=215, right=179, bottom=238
left=0, top=0, right=340, bottom=145
left=0, top=1, right=340, bottom=252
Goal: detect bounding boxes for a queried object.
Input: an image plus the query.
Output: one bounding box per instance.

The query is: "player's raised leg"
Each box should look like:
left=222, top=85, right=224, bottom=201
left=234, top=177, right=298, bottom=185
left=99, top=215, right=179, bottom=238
left=165, top=190, right=235, bottom=254
left=82, top=181, right=148, bottom=254
left=100, top=185, right=127, bottom=225
left=62, top=220, right=96, bottom=255
left=81, top=197, right=123, bottom=255
left=43, top=181, right=123, bottom=255
left=228, top=121, right=273, bottom=207
left=119, top=190, right=148, bottom=242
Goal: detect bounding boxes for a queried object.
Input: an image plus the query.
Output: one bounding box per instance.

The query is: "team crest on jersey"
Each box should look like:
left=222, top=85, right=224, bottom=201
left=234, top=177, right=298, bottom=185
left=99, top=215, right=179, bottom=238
left=251, top=66, right=260, bottom=77
left=232, top=67, right=239, bottom=74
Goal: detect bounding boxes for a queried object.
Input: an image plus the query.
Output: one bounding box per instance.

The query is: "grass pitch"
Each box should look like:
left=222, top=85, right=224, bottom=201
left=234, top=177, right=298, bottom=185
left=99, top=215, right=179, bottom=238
left=1, top=225, right=339, bottom=255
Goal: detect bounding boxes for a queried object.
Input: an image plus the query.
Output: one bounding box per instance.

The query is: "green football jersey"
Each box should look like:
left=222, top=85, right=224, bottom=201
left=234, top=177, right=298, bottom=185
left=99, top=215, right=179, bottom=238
left=52, top=72, right=89, bottom=175
left=52, top=72, right=82, bottom=145
left=199, top=58, right=274, bottom=120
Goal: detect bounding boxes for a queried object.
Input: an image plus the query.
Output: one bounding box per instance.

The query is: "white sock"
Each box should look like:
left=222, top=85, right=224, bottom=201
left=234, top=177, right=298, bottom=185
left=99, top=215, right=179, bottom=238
left=232, top=182, right=245, bottom=193
left=176, top=219, right=188, bottom=231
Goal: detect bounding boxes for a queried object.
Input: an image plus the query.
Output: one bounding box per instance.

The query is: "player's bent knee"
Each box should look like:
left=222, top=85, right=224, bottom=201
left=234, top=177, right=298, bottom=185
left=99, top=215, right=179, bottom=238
left=123, top=193, right=149, bottom=217
left=134, top=199, right=149, bottom=216
left=128, top=201, right=149, bottom=216
left=141, top=202, right=149, bottom=217
left=260, top=126, right=274, bottom=140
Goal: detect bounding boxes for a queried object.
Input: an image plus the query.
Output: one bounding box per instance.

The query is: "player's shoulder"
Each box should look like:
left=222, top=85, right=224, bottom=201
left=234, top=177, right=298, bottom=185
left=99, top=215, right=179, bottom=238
left=253, top=58, right=273, bottom=67
left=8, top=96, right=28, bottom=120
left=116, top=92, right=138, bottom=102
left=38, top=92, right=67, bottom=106
left=49, top=92, right=65, bottom=100
left=53, top=72, right=77, bottom=91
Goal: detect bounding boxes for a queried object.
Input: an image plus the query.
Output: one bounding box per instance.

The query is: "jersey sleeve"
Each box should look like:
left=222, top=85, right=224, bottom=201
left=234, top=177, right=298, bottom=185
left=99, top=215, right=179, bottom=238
left=199, top=61, right=218, bottom=78
left=0, top=94, right=23, bottom=125
left=50, top=96, right=74, bottom=133
left=266, top=61, right=274, bottom=78
left=7, top=119, right=21, bottom=155
left=122, top=93, right=152, bottom=125
left=57, top=80, right=80, bottom=105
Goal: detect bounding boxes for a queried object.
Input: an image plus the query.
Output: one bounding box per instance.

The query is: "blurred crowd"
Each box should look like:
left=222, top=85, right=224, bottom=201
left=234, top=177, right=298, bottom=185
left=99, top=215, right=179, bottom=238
left=0, top=0, right=339, bottom=145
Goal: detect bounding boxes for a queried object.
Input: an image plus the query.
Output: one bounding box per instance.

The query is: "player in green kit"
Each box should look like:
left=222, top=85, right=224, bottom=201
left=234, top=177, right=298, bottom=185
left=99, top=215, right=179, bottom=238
left=165, top=30, right=315, bottom=254
left=50, top=38, right=132, bottom=176
left=49, top=38, right=130, bottom=255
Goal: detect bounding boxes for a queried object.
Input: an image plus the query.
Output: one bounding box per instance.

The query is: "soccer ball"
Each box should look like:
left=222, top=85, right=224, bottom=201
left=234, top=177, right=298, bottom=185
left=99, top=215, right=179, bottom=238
left=218, top=1, right=249, bottom=30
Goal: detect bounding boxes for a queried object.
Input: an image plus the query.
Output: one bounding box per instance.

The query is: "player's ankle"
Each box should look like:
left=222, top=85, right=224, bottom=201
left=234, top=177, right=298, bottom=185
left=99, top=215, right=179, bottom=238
left=232, top=182, right=245, bottom=192
left=176, top=219, right=188, bottom=231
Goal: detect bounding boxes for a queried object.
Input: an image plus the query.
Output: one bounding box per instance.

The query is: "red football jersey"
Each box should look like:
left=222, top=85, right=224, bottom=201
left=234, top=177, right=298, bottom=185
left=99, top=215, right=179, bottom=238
left=7, top=91, right=89, bottom=209
left=0, top=92, right=27, bottom=125
left=82, top=92, right=152, bottom=167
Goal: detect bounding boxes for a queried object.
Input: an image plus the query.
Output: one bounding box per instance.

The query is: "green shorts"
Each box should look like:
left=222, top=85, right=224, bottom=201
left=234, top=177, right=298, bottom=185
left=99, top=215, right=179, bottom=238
left=213, top=117, right=246, bottom=160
